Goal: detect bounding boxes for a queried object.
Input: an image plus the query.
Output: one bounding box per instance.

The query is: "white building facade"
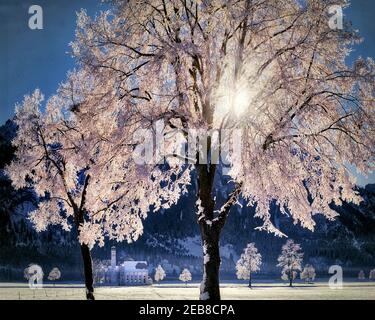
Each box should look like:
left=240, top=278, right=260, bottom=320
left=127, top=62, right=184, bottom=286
left=104, top=247, right=150, bottom=285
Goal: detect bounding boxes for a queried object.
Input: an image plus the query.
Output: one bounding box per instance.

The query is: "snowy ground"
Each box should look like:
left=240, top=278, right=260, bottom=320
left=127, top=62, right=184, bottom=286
left=1, top=281, right=375, bottom=300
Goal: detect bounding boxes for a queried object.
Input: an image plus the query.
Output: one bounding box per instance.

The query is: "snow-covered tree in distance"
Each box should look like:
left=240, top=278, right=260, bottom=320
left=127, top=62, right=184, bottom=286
left=24, top=264, right=43, bottom=283
left=9, top=0, right=375, bottom=300
left=358, top=270, right=366, bottom=280
left=300, top=264, right=316, bottom=283
left=277, top=240, right=303, bottom=287
left=92, top=259, right=106, bottom=285
left=179, top=268, right=192, bottom=286
left=154, top=265, right=166, bottom=284
left=369, top=269, right=375, bottom=281
left=48, top=267, right=61, bottom=286
left=236, top=243, right=262, bottom=288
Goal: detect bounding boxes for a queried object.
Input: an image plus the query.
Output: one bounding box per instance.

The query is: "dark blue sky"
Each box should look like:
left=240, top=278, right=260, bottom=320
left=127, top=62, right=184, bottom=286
left=0, top=0, right=103, bottom=123
left=0, top=0, right=374, bottom=185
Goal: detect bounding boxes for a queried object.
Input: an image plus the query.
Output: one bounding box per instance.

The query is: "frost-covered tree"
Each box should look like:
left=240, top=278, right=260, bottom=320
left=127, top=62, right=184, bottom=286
left=300, top=264, right=316, bottom=283
left=5, top=86, right=183, bottom=299
left=235, top=243, right=262, bottom=288
left=92, top=259, right=106, bottom=285
left=281, top=270, right=298, bottom=283
left=277, top=240, right=303, bottom=287
left=179, top=268, right=192, bottom=285
left=68, top=0, right=375, bottom=300
left=10, top=0, right=375, bottom=300
left=369, top=269, right=375, bottom=281
left=24, top=264, right=44, bottom=288
left=358, top=270, right=366, bottom=280
left=154, top=265, right=166, bottom=283
left=48, top=267, right=61, bottom=286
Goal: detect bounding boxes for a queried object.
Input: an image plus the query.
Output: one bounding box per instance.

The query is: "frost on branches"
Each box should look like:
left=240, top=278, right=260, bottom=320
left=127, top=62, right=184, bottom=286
left=154, top=265, right=166, bottom=283
left=6, top=86, right=187, bottom=247
left=93, top=259, right=106, bottom=285
left=7, top=0, right=375, bottom=300
left=48, top=267, right=61, bottom=284
left=236, top=243, right=262, bottom=288
left=24, top=264, right=43, bottom=282
left=358, top=270, right=366, bottom=280
left=66, top=0, right=375, bottom=300
left=277, top=240, right=303, bottom=287
left=5, top=84, right=189, bottom=299
left=300, top=264, right=316, bottom=283
left=179, top=268, right=192, bottom=285
left=369, top=269, right=375, bottom=281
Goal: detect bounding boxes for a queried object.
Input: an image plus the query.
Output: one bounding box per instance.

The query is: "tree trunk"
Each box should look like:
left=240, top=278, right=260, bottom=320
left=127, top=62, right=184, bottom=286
left=195, top=134, right=240, bottom=300
left=199, top=226, right=221, bottom=300
left=249, top=272, right=252, bottom=288
left=72, top=190, right=95, bottom=301
left=80, top=243, right=95, bottom=300
left=289, top=273, right=293, bottom=287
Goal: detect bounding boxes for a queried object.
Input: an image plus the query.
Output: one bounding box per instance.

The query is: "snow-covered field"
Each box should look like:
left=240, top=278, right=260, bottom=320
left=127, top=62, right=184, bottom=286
left=1, top=281, right=375, bottom=300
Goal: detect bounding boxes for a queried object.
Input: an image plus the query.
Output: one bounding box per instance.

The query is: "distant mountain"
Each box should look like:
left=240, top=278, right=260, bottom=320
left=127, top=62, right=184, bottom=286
left=1, top=119, right=374, bottom=281
left=120, top=180, right=375, bottom=276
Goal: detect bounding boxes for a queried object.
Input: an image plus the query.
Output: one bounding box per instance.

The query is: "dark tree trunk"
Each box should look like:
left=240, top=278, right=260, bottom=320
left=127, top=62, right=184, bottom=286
left=196, top=155, right=222, bottom=301
left=72, top=180, right=95, bottom=301
left=249, top=272, right=252, bottom=288
left=200, top=225, right=221, bottom=300
left=289, top=273, right=293, bottom=287
left=80, top=242, right=95, bottom=300
left=195, top=131, right=241, bottom=300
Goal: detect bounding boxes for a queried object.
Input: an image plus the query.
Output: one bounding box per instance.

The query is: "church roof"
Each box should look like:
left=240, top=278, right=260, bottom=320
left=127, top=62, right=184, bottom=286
left=121, top=261, right=148, bottom=271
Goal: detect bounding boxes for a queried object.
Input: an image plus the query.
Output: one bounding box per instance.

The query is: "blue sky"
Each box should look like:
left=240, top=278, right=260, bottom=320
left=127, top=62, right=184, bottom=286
left=0, top=0, right=374, bottom=185
left=0, top=0, right=103, bottom=123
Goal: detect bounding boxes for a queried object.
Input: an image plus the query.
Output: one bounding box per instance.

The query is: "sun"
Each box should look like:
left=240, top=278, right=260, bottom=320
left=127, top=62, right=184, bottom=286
left=213, top=86, right=253, bottom=123
left=213, top=56, right=265, bottom=124
left=233, top=90, right=250, bottom=117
